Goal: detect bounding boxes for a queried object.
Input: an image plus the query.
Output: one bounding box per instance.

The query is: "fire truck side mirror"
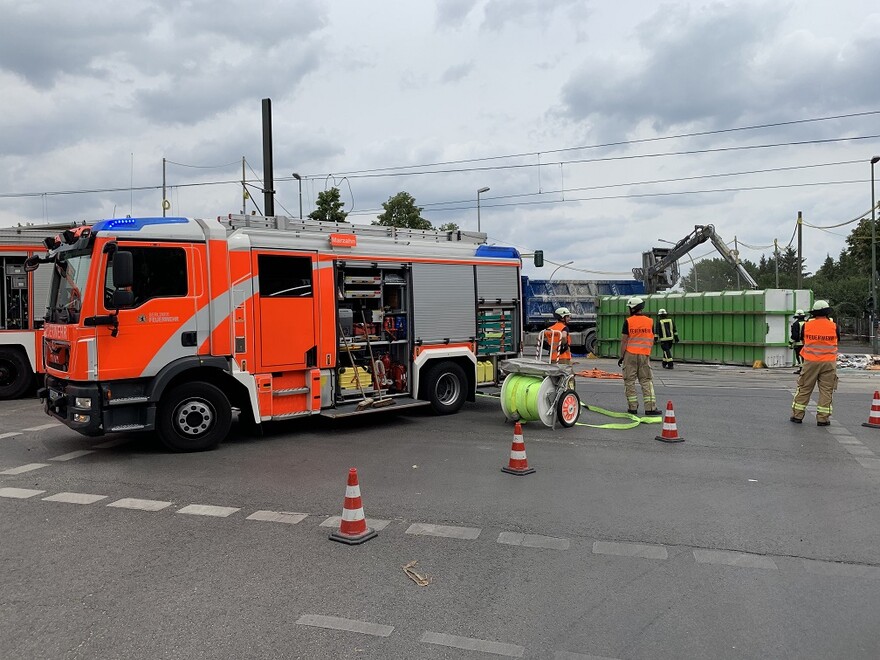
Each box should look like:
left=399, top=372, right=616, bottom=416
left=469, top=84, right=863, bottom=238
left=113, top=290, right=134, bottom=309
left=112, top=251, right=134, bottom=289
left=533, top=250, right=544, bottom=267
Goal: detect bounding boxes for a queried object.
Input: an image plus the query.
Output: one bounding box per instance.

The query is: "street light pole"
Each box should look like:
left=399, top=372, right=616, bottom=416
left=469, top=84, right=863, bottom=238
left=549, top=261, right=574, bottom=280
left=871, top=156, right=879, bottom=354
left=292, top=173, right=303, bottom=219
left=477, top=187, right=490, bottom=232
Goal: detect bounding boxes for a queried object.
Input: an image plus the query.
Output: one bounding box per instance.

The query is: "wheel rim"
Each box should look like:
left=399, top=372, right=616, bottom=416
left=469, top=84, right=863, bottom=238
left=434, top=373, right=461, bottom=405
left=173, top=398, right=215, bottom=437
left=560, top=393, right=579, bottom=424
left=0, top=359, right=18, bottom=388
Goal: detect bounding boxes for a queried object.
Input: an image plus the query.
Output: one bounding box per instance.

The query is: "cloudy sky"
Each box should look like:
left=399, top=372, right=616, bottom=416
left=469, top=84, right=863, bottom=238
left=2, top=0, right=879, bottom=282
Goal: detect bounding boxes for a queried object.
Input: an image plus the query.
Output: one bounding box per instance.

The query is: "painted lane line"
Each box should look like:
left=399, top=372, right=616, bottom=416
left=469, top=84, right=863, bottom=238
left=177, top=504, right=240, bottom=518
left=802, top=559, right=880, bottom=580
left=49, top=450, right=95, bottom=462
left=1, top=463, right=50, bottom=475
left=693, top=549, right=777, bottom=570
left=555, top=652, right=622, bottom=660
left=0, top=432, right=22, bottom=440
left=0, top=487, right=46, bottom=499
left=295, top=614, right=393, bottom=637
left=43, top=492, right=108, bottom=505
left=593, top=540, right=668, bottom=560
left=107, top=498, right=173, bottom=512
left=92, top=438, right=132, bottom=449
left=855, top=457, right=880, bottom=470
left=826, top=427, right=851, bottom=436
left=246, top=510, right=308, bottom=524
left=320, top=516, right=391, bottom=531
left=497, top=532, right=570, bottom=550
left=844, top=445, right=876, bottom=457
left=835, top=437, right=864, bottom=445
left=406, top=522, right=481, bottom=540
left=21, top=423, right=62, bottom=432
left=421, top=631, right=524, bottom=658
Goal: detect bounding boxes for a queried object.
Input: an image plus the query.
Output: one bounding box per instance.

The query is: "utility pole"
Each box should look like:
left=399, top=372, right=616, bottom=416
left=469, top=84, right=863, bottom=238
left=774, top=238, right=779, bottom=288
left=734, top=236, right=740, bottom=289
left=162, top=157, right=166, bottom=217
left=797, top=211, right=803, bottom=290
left=241, top=157, right=247, bottom=215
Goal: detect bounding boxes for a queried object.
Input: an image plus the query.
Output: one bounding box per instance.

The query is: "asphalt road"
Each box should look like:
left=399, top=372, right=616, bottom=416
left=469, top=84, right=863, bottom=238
left=2, top=359, right=880, bottom=659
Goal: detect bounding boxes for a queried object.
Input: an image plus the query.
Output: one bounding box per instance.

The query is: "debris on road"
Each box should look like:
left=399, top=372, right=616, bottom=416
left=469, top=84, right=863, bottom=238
left=403, top=560, right=432, bottom=586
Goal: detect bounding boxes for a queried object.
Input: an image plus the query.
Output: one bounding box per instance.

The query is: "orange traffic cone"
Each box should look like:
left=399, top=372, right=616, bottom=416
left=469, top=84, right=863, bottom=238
left=502, top=422, right=536, bottom=475
left=862, top=391, right=880, bottom=429
left=329, top=468, right=378, bottom=545
left=655, top=401, right=684, bottom=443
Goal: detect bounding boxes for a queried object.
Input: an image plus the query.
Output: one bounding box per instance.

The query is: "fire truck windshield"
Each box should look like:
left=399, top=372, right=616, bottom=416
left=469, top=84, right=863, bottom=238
left=49, top=251, right=92, bottom=324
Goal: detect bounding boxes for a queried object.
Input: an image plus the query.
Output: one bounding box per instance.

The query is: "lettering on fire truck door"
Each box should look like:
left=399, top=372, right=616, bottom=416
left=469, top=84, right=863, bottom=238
left=254, top=253, right=318, bottom=369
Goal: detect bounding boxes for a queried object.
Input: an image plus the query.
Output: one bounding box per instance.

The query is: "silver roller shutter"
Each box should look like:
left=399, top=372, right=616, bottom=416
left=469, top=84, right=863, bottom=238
left=412, top=263, right=476, bottom=343
left=476, top=265, right=519, bottom=304
left=32, top=262, right=55, bottom=324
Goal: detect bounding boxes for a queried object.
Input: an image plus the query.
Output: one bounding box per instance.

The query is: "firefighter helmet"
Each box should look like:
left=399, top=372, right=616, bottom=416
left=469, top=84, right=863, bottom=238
left=795, top=309, right=804, bottom=316
left=555, top=307, right=571, bottom=318
left=627, top=296, right=645, bottom=311
left=658, top=308, right=667, bottom=315
left=811, top=300, right=831, bottom=314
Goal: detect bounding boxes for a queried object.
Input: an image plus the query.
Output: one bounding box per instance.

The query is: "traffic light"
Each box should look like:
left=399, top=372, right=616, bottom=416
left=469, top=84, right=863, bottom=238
left=533, top=250, right=544, bottom=267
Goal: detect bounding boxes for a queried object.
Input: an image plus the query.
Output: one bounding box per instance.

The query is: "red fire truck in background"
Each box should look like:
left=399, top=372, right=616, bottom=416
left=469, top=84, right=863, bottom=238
left=0, top=223, right=78, bottom=399
left=34, top=214, right=523, bottom=451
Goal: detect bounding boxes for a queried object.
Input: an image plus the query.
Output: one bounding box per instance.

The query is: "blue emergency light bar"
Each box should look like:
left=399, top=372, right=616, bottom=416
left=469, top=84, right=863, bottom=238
left=92, top=216, right=190, bottom=232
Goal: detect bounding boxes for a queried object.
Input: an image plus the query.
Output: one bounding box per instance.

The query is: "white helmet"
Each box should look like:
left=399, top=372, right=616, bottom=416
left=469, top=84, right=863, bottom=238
left=795, top=309, right=804, bottom=316
left=555, top=307, right=571, bottom=317
left=658, top=308, right=667, bottom=315
left=627, top=296, right=644, bottom=309
left=812, top=300, right=830, bottom=312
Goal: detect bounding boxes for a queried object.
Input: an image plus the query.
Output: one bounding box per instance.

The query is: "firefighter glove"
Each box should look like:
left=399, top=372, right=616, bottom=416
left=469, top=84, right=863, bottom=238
left=617, top=357, right=624, bottom=367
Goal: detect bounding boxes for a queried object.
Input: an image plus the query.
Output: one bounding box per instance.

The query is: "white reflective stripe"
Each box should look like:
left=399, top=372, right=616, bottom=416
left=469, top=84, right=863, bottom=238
left=342, top=507, right=365, bottom=522
left=509, top=450, right=527, bottom=460
left=663, top=422, right=676, bottom=431
left=345, top=485, right=361, bottom=498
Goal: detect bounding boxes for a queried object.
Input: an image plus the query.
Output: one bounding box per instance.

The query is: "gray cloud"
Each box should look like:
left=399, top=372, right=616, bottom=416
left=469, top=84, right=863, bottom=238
left=439, top=61, right=474, bottom=84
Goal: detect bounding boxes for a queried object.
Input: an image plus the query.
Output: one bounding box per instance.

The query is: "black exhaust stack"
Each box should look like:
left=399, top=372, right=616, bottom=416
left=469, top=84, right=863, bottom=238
left=262, top=98, right=275, bottom=217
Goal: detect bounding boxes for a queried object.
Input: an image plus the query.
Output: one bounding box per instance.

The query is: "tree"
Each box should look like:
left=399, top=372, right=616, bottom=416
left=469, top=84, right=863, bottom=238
left=374, top=192, right=432, bottom=229
left=679, top=257, right=759, bottom=292
left=308, top=187, right=348, bottom=223
left=438, top=222, right=460, bottom=232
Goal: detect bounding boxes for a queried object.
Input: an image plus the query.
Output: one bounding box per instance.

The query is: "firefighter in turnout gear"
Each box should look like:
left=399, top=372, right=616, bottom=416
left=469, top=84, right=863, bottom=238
left=655, top=308, right=679, bottom=369
left=789, top=309, right=806, bottom=374
left=547, top=307, right=572, bottom=364
left=618, top=297, right=661, bottom=416
left=791, top=300, right=839, bottom=426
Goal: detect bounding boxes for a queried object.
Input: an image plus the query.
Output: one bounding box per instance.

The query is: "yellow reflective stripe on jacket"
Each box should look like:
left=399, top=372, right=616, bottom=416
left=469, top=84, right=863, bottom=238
left=658, top=318, right=675, bottom=341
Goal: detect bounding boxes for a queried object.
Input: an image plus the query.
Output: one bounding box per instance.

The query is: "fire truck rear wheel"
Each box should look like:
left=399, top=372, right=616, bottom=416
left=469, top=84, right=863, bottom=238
left=424, top=361, right=467, bottom=415
left=157, top=382, right=232, bottom=452
left=0, top=348, right=34, bottom=400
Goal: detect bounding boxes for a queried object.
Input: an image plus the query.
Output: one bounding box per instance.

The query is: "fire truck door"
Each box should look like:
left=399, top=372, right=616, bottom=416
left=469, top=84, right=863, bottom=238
left=255, top=252, right=318, bottom=369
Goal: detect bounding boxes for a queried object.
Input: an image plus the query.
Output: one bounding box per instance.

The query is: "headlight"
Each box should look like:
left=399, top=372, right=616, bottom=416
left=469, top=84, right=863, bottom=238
left=73, top=413, right=90, bottom=423
left=75, top=397, right=92, bottom=408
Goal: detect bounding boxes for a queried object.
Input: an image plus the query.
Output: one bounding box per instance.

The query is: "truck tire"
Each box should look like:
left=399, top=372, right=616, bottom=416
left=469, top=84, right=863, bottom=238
left=157, top=382, right=231, bottom=452
left=0, top=348, right=34, bottom=400
left=584, top=330, right=597, bottom=356
left=423, top=361, right=467, bottom=415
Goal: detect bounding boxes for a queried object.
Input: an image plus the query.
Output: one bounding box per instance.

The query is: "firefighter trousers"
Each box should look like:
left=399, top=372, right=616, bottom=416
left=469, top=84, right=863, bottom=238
left=792, top=360, right=838, bottom=423
left=793, top=345, right=803, bottom=367
left=623, top=353, right=656, bottom=412
left=660, top=341, right=674, bottom=367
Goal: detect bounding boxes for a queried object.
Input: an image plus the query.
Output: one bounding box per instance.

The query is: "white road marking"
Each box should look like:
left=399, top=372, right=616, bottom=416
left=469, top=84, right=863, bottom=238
left=421, top=631, right=524, bottom=657
left=0, top=487, right=45, bottom=499
left=406, top=522, right=481, bottom=540
left=43, top=492, right=107, bottom=505
left=320, top=516, right=391, bottom=530
left=177, top=504, right=240, bottom=517
left=855, top=457, right=880, bottom=470
left=49, top=450, right=95, bottom=461
left=497, top=532, right=570, bottom=550
left=593, top=541, right=668, bottom=560
left=0, top=432, right=22, bottom=440
left=21, top=423, right=62, bottom=432
left=844, top=445, right=876, bottom=456
left=107, top=498, right=172, bottom=511
left=835, top=437, right=864, bottom=445
left=92, top=438, right=132, bottom=449
left=295, top=614, right=393, bottom=637
left=826, top=427, right=851, bottom=436
left=693, top=549, right=777, bottom=570
left=246, top=510, right=308, bottom=524
left=555, top=652, right=622, bottom=660
left=802, top=559, right=880, bottom=580
left=1, top=463, right=50, bottom=475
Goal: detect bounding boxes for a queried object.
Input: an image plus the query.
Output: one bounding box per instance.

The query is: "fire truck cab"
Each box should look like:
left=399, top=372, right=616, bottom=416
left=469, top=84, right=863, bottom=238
left=36, top=214, right=522, bottom=451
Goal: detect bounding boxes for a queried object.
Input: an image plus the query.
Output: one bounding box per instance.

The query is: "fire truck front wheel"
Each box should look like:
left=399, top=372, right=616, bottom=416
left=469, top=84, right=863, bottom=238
left=0, top=348, right=34, bottom=400
left=157, top=382, right=232, bottom=452
left=423, top=361, right=467, bottom=415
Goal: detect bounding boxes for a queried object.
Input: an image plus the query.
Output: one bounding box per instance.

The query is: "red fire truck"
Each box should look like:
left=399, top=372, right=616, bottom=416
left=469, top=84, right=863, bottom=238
left=34, top=214, right=523, bottom=451
left=0, top=223, right=79, bottom=399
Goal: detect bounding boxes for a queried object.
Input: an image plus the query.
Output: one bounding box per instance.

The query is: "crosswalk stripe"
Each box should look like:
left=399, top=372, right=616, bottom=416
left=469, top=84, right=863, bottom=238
left=0, top=463, right=50, bottom=475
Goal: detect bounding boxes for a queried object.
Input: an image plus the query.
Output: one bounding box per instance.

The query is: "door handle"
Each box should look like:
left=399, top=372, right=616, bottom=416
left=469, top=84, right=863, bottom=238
left=181, top=331, right=197, bottom=347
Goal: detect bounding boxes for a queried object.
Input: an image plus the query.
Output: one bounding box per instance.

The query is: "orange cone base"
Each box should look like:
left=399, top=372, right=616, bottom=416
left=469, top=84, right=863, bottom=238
left=861, top=422, right=880, bottom=429
left=501, top=464, right=536, bottom=475
left=329, top=527, right=378, bottom=545
left=655, top=433, right=684, bottom=443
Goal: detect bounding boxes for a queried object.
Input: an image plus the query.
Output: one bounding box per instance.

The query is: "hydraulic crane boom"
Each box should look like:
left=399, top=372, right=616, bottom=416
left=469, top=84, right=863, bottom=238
left=633, top=225, right=759, bottom=293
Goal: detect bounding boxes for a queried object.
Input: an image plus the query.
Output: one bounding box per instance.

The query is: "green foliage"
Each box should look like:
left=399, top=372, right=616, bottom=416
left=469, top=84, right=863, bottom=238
left=438, top=222, right=460, bottom=232
left=374, top=192, right=432, bottom=229
left=308, top=187, right=349, bottom=223
left=679, top=257, right=759, bottom=292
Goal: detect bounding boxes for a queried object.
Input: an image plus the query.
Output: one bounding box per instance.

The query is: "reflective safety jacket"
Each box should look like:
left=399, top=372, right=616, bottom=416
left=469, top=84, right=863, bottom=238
left=624, top=314, right=654, bottom=355
left=656, top=317, right=678, bottom=342
left=547, top=321, right=571, bottom=361
left=790, top=319, right=805, bottom=346
left=800, top=317, right=838, bottom=362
